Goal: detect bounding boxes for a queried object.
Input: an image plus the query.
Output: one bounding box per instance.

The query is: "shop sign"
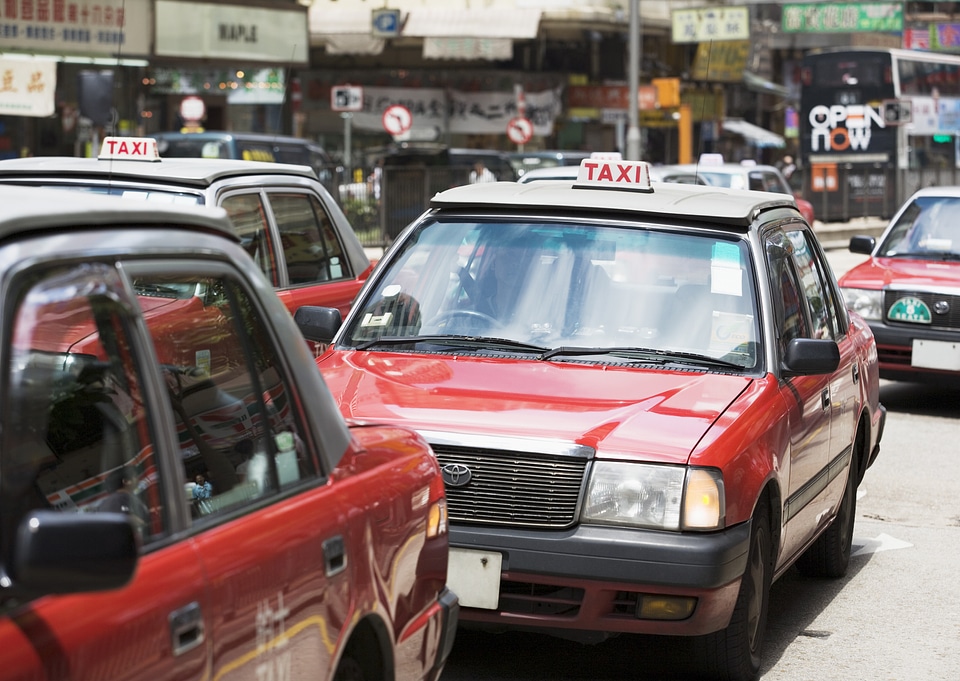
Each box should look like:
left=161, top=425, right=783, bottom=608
left=691, top=41, right=750, bottom=82
left=0, top=0, right=150, bottom=56
left=155, top=1, right=308, bottom=65
left=0, top=57, right=56, bottom=117
left=782, top=3, right=903, bottom=33
left=672, top=6, right=750, bottom=44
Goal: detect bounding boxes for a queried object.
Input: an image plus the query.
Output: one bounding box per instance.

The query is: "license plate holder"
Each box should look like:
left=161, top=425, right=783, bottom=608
left=912, top=339, right=960, bottom=370
left=447, top=548, right=502, bottom=610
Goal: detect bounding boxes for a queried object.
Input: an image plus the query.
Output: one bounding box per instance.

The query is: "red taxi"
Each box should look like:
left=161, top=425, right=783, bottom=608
left=0, top=137, right=373, bottom=322
left=0, top=186, right=457, bottom=681
left=840, top=186, right=960, bottom=386
left=296, top=158, right=885, bottom=681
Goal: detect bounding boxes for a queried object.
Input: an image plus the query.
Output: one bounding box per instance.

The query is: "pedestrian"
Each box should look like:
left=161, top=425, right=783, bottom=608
left=781, top=155, right=796, bottom=181
left=469, top=160, right=496, bottom=184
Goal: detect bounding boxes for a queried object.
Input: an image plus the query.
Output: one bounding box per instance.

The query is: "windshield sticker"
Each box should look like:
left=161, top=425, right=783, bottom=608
left=711, top=264, right=743, bottom=296
left=888, top=296, right=931, bottom=324
left=360, top=311, right=394, bottom=328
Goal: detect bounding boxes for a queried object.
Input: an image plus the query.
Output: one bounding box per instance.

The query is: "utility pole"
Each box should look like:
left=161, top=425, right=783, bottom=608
left=626, top=0, right=642, bottom=161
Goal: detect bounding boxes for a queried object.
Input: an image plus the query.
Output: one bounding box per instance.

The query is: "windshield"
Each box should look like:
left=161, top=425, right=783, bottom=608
left=877, top=196, right=960, bottom=258
left=342, top=219, right=760, bottom=369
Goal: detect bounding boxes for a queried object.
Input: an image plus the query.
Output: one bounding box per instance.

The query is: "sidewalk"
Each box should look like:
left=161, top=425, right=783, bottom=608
left=813, top=216, right=887, bottom=251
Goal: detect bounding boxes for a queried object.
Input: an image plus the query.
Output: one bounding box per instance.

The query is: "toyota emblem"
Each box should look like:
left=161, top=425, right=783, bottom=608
left=441, top=463, right=473, bottom=488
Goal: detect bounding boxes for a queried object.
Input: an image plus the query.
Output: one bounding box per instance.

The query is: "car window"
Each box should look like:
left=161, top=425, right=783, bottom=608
left=1, top=263, right=166, bottom=555
left=130, top=266, right=317, bottom=521
left=268, top=193, right=348, bottom=286
left=878, top=196, right=960, bottom=256
left=346, top=219, right=759, bottom=368
left=221, top=192, right=280, bottom=286
left=765, top=228, right=839, bottom=349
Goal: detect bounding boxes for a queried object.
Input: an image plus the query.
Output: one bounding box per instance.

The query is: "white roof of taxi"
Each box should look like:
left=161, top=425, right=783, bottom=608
left=431, top=178, right=797, bottom=227
left=0, top=185, right=235, bottom=240
left=0, top=156, right=317, bottom=188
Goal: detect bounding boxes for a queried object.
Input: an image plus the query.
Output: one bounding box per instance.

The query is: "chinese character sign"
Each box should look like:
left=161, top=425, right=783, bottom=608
left=0, top=57, right=56, bottom=117
left=0, top=0, right=149, bottom=56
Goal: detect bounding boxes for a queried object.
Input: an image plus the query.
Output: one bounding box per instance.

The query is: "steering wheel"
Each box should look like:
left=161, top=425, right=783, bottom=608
left=423, top=309, right=504, bottom=334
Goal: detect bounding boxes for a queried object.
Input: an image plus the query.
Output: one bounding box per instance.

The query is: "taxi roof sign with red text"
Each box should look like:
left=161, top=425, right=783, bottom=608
left=575, top=158, right=654, bottom=193
left=98, top=137, right=161, bottom=162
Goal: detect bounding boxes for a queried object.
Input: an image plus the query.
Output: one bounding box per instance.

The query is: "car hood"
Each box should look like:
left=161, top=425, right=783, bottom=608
left=840, top=256, right=960, bottom=289
left=318, top=351, right=753, bottom=465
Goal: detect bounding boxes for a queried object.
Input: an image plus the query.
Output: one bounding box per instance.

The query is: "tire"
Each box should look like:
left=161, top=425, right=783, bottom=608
left=796, top=436, right=860, bottom=579
left=333, top=656, right=366, bottom=681
left=695, top=500, right=772, bottom=681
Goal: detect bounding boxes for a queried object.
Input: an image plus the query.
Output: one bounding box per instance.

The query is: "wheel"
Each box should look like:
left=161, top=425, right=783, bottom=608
left=423, top=309, right=503, bottom=334
left=695, top=500, right=772, bottom=681
left=333, top=655, right=366, bottom=681
left=796, top=433, right=860, bottom=578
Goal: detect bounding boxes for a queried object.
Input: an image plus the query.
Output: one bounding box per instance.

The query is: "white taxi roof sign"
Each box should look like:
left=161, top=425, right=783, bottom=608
left=575, top=158, right=653, bottom=193
left=99, top=137, right=161, bottom=162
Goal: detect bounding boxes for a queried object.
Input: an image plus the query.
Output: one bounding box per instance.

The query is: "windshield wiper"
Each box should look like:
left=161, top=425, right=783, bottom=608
left=354, top=335, right=548, bottom=353
left=539, top=345, right=746, bottom=370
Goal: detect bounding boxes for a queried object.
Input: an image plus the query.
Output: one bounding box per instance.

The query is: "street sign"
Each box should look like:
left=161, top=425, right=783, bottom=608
left=506, top=116, right=533, bottom=145
left=382, top=104, right=413, bottom=136
left=372, top=9, right=401, bottom=38
left=331, top=85, right=363, bottom=112
left=882, top=99, right=912, bottom=125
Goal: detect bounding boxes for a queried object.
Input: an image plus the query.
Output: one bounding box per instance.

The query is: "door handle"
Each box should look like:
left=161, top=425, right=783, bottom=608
left=169, top=601, right=204, bottom=656
left=852, top=362, right=860, bottom=384
left=323, top=535, right=347, bottom=577
left=821, top=388, right=831, bottom=411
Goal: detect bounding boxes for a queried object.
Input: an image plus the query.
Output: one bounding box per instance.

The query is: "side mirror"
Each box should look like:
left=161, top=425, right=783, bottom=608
left=848, top=235, right=876, bottom=255
left=782, top=338, right=841, bottom=376
left=13, top=510, right=138, bottom=594
left=294, top=306, right=342, bottom=344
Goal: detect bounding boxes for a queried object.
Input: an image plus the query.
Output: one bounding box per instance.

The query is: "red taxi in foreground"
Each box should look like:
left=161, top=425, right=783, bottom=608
left=0, top=187, right=456, bottom=681
left=0, top=137, right=373, bottom=323
left=840, top=186, right=960, bottom=385
left=296, top=158, right=885, bottom=681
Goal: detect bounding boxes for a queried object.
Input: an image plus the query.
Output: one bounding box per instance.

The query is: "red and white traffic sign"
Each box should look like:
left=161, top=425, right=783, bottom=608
left=382, top=104, right=413, bottom=136
left=506, top=116, right=533, bottom=145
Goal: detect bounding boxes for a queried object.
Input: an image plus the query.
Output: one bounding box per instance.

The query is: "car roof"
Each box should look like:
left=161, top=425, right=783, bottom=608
left=0, top=185, right=235, bottom=241
left=907, top=186, right=960, bottom=199
left=666, top=163, right=783, bottom=176
left=0, top=156, right=318, bottom=188
left=516, top=165, right=580, bottom=183
left=430, top=176, right=796, bottom=228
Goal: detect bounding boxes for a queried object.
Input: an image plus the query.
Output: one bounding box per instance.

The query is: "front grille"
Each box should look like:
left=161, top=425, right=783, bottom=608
left=432, top=444, right=588, bottom=528
left=883, top=289, right=960, bottom=330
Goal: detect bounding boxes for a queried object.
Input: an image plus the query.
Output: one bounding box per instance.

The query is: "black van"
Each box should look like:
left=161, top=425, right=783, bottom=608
left=154, top=131, right=339, bottom=188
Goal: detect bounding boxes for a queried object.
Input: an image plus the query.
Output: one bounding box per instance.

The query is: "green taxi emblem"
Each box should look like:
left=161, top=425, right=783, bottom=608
left=887, top=296, right=932, bottom=324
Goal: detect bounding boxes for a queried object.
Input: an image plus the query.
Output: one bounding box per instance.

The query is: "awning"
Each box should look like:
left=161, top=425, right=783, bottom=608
left=722, top=119, right=786, bottom=149
left=742, top=70, right=792, bottom=98
left=308, top=5, right=385, bottom=55
left=403, top=8, right=542, bottom=38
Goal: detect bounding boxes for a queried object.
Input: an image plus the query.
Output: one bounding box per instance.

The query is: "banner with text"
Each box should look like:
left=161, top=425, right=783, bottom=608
left=0, top=58, right=57, bottom=117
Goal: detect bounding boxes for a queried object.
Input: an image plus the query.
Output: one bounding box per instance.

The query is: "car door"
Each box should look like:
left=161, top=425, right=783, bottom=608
left=0, top=260, right=209, bottom=681
left=781, top=228, right=859, bottom=510
left=763, top=228, right=837, bottom=564
left=125, top=260, right=350, bottom=681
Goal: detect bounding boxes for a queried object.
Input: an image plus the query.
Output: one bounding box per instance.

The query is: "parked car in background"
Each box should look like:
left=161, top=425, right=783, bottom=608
left=661, top=159, right=816, bottom=225
left=153, top=130, right=340, bottom=186
left=0, top=185, right=457, bottom=681
left=840, top=186, right=960, bottom=386
left=297, top=158, right=884, bottom=681
left=0, top=137, right=373, bottom=324
left=508, top=149, right=593, bottom=178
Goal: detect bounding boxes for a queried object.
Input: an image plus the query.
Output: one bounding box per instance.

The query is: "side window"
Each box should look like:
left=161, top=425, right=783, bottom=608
left=268, top=193, right=348, bottom=286
left=784, top=229, right=838, bottom=340
left=221, top=192, right=279, bottom=286
left=765, top=231, right=810, bottom=352
left=1, top=264, right=166, bottom=554
left=130, top=267, right=316, bottom=520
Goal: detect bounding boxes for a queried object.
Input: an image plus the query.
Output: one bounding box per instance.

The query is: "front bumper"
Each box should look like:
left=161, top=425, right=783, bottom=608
left=870, top=323, right=960, bottom=384
left=426, top=588, right=460, bottom=681
left=450, top=519, right=751, bottom=637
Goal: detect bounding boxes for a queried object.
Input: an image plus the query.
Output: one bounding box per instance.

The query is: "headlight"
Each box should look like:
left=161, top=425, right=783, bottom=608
left=841, top=287, right=883, bottom=321
left=581, top=462, right=725, bottom=531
